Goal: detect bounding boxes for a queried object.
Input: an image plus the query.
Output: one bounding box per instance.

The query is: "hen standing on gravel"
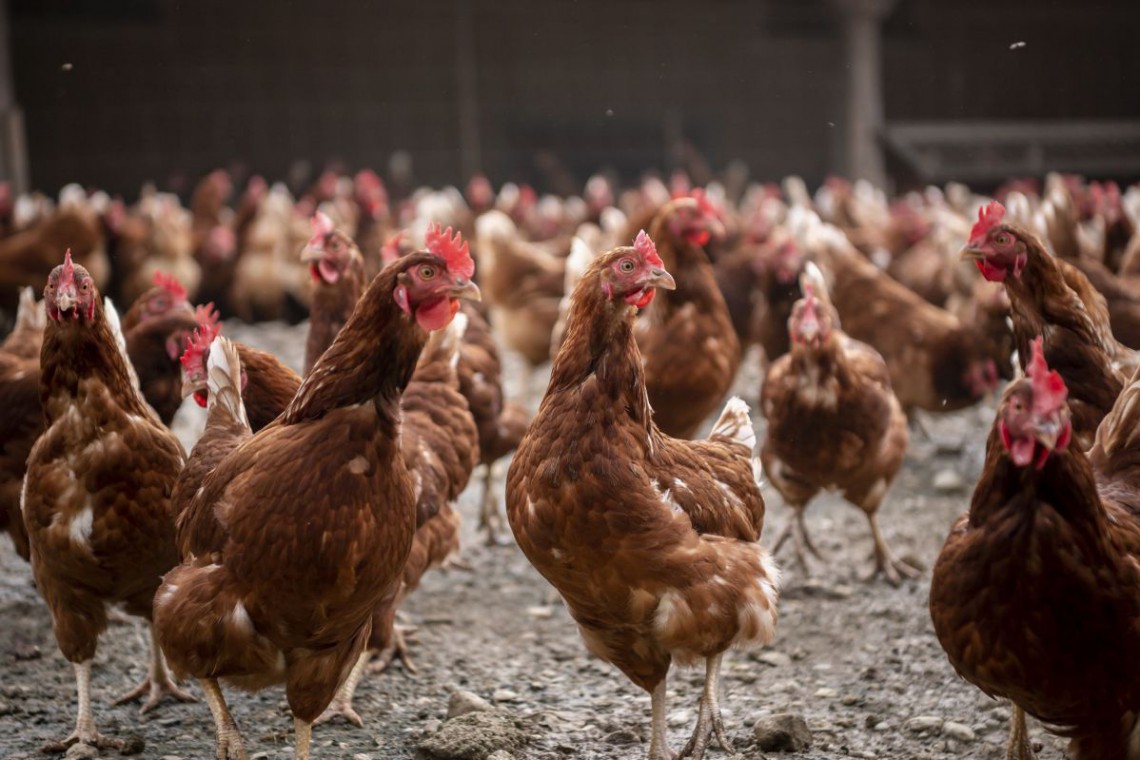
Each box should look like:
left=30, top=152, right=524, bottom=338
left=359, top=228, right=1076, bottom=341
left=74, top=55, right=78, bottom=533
left=23, top=251, right=194, bottom=752
left=508, top=232, right=780, bottom=760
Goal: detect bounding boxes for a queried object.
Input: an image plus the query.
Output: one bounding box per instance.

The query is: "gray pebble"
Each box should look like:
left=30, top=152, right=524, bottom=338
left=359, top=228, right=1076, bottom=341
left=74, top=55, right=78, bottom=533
left=447, top=688, right=495, bottom=719
left=752, top=713, right=812, bottom=752
left=943, top=721, right=976, bottom=742
left=905, top=715, right=944, bottom=734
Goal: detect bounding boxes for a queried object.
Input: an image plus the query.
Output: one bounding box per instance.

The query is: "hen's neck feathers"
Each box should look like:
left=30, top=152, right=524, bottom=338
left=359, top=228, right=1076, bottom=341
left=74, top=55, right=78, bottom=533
left=285, top=258, right=427, bottom=426
left=549, top=268, right=654, bottom=432
left=646, top=210, right=721, bottom=315
left=40, top=298, right=152, bottom=420
left=304, top=248, right=366, bottom=376
left=971, top=424, right=1108, bottom=542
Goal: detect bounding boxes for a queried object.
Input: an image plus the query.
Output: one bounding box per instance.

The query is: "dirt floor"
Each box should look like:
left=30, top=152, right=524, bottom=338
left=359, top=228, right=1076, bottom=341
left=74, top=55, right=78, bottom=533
left=0, top=325, right=1070, bottom=760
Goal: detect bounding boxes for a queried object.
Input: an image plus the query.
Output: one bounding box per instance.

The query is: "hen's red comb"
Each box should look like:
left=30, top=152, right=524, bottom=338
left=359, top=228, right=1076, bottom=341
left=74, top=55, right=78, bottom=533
left=381, top=231, right=407, bottom=266
left=60, top=249, right=76, bottom=286
left=310, top=210, right=334, bottom=242
left=969, top=201, right=1006, bottom=246
left=425, top=224, right=474, bottom=279
left=194, top=302, right=221, bottom=330
left=634, top=230, right=663, bottom=267
left=691, top=188, right=718, bottom=217
left=152, top=270, right=187, bottom=302
left=179, top=322, right=220, bottom=371
left=1027, top=336, right=1067, bottom=415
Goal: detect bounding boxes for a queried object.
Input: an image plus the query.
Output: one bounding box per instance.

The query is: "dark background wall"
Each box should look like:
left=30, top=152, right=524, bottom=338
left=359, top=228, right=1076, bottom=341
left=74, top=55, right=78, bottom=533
left=9, top=0, right=1140, bottom=197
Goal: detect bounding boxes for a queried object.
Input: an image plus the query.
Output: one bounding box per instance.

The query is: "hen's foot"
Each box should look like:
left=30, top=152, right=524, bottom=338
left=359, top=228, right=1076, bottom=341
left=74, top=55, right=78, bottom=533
left=369, top=624, right=419, bottom=674
left=771, top=508, right=823, bottom=574
left=678, top=695, right=734, bottom=760
left=213, top=728, right=249, bottom=760
left=41, top=726, right=125, bottom=754
left=479, top=466, right=512, bottom=547
left=113, top=674, right=198, bottom=714
left=866, top=512, right=920, bottom=586
left=313, top=698, right=363, bottom=729
left=1005, top=705, right=1036, bottom=760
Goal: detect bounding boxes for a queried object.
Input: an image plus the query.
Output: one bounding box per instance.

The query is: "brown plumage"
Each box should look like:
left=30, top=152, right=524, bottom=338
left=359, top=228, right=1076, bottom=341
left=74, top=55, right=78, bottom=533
left=153, top=247, right=479, bottom=760
left=508, top=241, right=779, bottom=760
left=23, top=255, right=193, bottom=751
left=812, top=223, right=1000, bottom=415
left=637, top=197, right=741, bottom=439
left=761, top=268, right=914, bottom=584
left=302, top=218, right=367, bottom=375
left=319, top=312, right=480, bottom=725
left=963, top=203, right=1138, bottom=447
left=930, top=342, right=1140, bottom=760
left=236, top=342, right=301, bottom=432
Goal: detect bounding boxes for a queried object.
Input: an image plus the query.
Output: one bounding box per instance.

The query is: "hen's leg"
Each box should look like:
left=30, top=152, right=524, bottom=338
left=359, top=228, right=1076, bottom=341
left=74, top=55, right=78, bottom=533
left=113, top=623, right=198, bottom=713
left=294, top=716, right=313, bottom=760
left=648, top=677, right=677, bottom=760
left=479, top=464, right=508, bottom=546
left=201, top=678, right=248, bottom=760
left=771, top=505, right=822, bottom=572
left=1006, top=705, right=1035, bottom=760
left=42, top=660, right=126, bottom=752
left=369, top=623, right=419, bottom=675
left=314, top=651, right=368, bottom=728
left=865, top=512, right=920, bottom=586
left=679, top=654, right=732, bottom=759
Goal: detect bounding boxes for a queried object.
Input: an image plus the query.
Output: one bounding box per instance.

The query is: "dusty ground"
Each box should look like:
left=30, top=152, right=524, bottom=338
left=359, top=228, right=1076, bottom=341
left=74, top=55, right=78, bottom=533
left=0, top=326, right=1069, bottom=760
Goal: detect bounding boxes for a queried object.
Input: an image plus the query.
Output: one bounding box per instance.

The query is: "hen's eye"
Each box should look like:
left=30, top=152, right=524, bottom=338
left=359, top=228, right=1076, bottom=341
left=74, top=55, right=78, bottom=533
left=995, top=233, right=1011, bottom=245
left=81, top=282, right=90, bottom=291
left=619, top=260, right=635, bottom=273
left=418, top=265, right=437, bottom=280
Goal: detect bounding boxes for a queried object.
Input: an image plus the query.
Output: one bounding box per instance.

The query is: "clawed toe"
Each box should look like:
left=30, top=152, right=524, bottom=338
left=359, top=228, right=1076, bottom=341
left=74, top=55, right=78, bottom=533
left=314, top=703, right=364, bottom=729
left=114, top=676, right=198, bottom=714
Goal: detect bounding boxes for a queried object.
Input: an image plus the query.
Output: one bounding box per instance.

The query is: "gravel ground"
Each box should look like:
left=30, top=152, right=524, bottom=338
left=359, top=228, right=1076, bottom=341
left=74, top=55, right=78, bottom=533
left=0, top=324, right=1068, bottom=760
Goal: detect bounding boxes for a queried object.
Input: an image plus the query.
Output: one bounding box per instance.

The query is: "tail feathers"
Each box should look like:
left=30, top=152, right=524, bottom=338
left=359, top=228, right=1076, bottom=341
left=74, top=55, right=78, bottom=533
left=103, top=297, right=144, bottom=394
left=206, top=337, right=250, bottom=429
left=709, top=396, right=756, bottom=452
left=15, top=287, right=44, bottom=332
left=1093, top=363, right=1140, bottom=460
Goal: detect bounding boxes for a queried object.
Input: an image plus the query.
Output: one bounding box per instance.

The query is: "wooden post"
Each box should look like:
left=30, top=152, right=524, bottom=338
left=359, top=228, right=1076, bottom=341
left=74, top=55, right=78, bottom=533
left=0, top=0, right=27, bottom=193
left=832, top=0, right=896, bottom=190
left=454, top=0, right=481, bottom=181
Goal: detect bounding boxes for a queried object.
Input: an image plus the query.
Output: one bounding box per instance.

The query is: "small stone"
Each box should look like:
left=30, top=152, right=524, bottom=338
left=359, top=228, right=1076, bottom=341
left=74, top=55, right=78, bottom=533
left=604, top=727, right=641, bottom=745
left=418, top=710, right=528, bottom=759
left=840, top=694, right=860, bottom=706
left=906, top=716, right=944, bottom=734
left=668, top=709, right=692, bottom=728
left=447, top=688, right=494, bottom=719
left=353, top=755, right=373, bottom=760
left=813, top=687, right=838, bottom=698
left=874, top=721, right=890, bottom=732
left=933, top=469, right=965, bottom=493
left=159, top=756, right=185, bottom=760
left=943, top=722, right=976, bottom=742
left=0, top=701, right=12, bottom=716
left=422, top=719, right=443, bottom=735
left=525, top=606, right=553, bottom=619
left=119, top=735, right=146, bottom=756
left=756, top=651, right=792, bottom=667
left=64, top=745, right=98, bottom=760
left=486, top=753, right=514, bottom=760
left=492, top=689, right=519, bottom=703
left=752, top=713, right=812, bottom=752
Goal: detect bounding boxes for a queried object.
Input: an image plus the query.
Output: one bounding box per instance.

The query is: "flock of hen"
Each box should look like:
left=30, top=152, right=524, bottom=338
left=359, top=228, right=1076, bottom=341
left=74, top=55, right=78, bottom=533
left=1, top=168, right=1140, bottom=760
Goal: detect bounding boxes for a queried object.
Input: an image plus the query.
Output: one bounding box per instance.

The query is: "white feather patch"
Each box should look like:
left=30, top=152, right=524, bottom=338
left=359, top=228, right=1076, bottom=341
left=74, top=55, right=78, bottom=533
left=709, top=396, right=756, bottom=451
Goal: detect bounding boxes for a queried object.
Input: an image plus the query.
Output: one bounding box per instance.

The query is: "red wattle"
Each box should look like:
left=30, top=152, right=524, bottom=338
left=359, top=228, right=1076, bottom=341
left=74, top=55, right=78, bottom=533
left=415, top=297, right=458, bottom=331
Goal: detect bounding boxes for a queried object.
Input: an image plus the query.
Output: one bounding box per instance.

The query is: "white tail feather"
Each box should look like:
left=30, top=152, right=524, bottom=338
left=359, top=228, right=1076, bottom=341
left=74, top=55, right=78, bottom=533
left=709, top=396, right=756, bottom=452
left=206, top=337, right=250, bottom=429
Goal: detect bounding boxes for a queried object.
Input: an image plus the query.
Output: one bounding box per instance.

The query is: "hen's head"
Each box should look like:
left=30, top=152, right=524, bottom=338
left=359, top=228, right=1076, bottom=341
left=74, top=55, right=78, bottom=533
left=998, top=337, right=1071, bottom=469
left=179, top=304, right=223, bottom=407
left=301, top=211, right=360, bottom=285
left=788, top=281, right=836, bottom=349
left=961, top=201, right=1029, bottom=282
left=596, top=230, right=676, bottom=310
left=764, top=235, right=804, bottom=285
left=666, top=190, right=726, bottom=247
left=392, top=224, right=480, bottom=331
left=144, top=270, right=191, bottom=318
left=45, top=250, right=98, bottom=323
